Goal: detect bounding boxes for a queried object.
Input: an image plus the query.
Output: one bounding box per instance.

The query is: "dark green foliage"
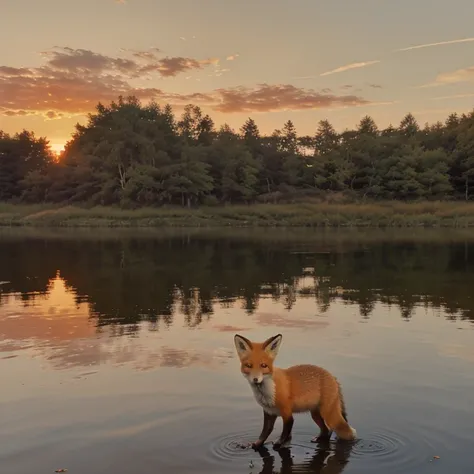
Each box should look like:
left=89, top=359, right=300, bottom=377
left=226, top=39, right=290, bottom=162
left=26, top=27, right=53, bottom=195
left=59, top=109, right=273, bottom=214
left=0, top=130, right=54, bottom=201
left=1, top=96, right=474, bottom=206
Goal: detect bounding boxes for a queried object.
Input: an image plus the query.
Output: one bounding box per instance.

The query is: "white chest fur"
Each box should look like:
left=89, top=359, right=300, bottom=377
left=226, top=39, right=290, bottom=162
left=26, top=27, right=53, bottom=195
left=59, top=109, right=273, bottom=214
left=249, top=378, right=279, bottom=415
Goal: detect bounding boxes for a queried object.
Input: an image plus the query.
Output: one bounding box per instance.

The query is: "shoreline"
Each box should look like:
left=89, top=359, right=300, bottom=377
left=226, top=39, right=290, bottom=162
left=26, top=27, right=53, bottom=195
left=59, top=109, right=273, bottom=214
left=2, top=201, right=474, bottom=228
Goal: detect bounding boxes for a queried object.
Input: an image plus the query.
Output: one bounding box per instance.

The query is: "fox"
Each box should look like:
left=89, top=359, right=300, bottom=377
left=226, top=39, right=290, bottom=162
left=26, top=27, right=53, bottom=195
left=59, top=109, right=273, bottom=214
left=234, top=333, right=357, bottom=450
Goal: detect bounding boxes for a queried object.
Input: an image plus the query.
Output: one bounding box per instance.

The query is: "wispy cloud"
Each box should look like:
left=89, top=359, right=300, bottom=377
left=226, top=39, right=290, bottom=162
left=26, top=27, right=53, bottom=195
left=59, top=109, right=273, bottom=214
left=431, top=93, right=474, bottom=101
left=419, top=65, right=474, bottom=88
left=412, top=108, right=455, bottom=116
left=292, top=75, right=318, bottom=80
left=396, top=37, right=474, bottom=52
left=320, top=60, right=380, bottom=77
left=226, top=54, right=239, bottom=61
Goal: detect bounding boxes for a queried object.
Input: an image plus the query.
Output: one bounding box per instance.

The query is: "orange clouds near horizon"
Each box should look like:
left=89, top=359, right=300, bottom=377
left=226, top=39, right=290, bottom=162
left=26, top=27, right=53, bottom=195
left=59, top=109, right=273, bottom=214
left=0, top=46, right=375, bottom=126
left=2, top=29, right=474, bottom=144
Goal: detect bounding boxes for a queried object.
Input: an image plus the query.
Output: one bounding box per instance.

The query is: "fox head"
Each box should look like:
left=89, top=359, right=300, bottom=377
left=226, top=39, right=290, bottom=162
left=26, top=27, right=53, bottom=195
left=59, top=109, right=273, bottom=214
left=233, top=333, right=283, bottom=386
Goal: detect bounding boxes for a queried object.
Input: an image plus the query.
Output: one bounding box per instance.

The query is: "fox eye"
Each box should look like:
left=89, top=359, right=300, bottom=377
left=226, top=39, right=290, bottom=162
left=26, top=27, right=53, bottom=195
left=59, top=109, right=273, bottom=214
left=245, top=363, right=253, bottom=368
left=261, top=363, right=268, bottom=368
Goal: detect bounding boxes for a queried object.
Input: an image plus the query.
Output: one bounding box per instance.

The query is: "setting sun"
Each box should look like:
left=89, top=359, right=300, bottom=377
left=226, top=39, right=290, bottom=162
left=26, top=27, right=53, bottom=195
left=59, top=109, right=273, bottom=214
left=50, top=143, right=65, bottom=155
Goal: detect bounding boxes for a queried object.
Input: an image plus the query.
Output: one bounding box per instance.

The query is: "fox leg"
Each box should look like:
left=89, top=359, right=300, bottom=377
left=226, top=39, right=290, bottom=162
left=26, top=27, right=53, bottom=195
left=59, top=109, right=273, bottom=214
left=252, top=411, right=277, bottom=449
left=273, top=409, right=294, bottom=450
left=310, top=409, right=332, bottom=443
left=319, top=400, right=356, bottom=441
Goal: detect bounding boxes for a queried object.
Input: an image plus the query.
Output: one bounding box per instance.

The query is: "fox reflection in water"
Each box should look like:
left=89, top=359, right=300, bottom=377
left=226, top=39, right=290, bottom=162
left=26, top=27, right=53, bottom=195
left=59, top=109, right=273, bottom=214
left=255, top=441, right=352, bottom=474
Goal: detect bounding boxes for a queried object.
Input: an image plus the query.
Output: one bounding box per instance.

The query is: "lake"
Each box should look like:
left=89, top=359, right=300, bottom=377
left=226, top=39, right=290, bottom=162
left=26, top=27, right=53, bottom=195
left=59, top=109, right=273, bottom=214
left=0, top=227, right=473, bottom=474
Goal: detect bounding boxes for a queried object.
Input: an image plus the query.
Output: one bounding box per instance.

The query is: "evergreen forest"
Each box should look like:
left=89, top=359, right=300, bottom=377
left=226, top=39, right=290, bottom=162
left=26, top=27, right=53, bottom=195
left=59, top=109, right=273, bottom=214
left=1, top=96, right=474, bottom=207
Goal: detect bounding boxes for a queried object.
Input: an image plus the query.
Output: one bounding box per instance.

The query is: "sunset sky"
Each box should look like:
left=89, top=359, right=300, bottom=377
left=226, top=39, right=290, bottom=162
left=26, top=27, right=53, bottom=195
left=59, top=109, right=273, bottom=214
left=1, top=0, right=474, bottom=153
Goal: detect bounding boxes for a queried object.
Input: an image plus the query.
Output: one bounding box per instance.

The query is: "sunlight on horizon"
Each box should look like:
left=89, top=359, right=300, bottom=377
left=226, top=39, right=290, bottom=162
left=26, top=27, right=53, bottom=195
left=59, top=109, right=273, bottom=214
left=50, top=143, right=65, bottom=155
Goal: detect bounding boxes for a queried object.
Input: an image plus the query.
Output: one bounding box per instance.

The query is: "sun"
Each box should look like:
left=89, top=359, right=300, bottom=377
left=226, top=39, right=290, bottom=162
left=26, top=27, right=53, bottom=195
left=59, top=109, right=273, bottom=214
left=50, top=143, right=65, bottom=155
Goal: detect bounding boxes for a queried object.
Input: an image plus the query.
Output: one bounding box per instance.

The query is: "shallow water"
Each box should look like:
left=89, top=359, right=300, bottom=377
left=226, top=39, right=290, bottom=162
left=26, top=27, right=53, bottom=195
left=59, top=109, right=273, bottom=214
left=0, top=228, right=473, bottom=474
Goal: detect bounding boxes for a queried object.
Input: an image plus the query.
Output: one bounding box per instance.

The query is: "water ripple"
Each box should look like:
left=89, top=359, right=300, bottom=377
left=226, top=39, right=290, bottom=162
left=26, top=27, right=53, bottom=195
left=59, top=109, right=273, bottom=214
left=208, top=429, right=258, bottom=462
left=349, top=427, right=437, bottom=473
left=204, top=425, right=441, bottom=474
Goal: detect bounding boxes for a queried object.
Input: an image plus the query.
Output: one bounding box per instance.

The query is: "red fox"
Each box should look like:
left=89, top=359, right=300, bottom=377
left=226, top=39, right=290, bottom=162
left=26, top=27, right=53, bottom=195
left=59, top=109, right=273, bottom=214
left=234, top=333, right=357, bottom=450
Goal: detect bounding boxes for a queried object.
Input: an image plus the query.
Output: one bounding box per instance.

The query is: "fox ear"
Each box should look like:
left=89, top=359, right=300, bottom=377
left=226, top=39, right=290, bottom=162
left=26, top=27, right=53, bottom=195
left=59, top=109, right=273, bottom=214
left=262, top=334, right=282, bottom=359
left=234, top=334, right=253, bottom=359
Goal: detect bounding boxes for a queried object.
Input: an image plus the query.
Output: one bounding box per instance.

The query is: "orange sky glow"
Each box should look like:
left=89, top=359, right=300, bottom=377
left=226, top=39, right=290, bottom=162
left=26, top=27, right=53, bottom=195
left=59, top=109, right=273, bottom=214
left=1, top=0, right=474, bottom=149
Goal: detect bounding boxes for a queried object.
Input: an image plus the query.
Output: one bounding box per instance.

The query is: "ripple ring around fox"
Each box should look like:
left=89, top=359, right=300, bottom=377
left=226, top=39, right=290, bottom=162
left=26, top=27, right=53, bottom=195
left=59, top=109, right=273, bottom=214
left=209, top=430, right=261, bottom=461
left=353, top=435, right=397, bottom=456
left=350, top=428, right=433, bottom=472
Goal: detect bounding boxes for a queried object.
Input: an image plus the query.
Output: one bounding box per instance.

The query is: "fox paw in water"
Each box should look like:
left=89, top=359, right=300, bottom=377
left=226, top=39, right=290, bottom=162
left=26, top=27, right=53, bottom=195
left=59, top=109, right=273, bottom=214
left=232, top=441, right=251, bottom=449
left=273, top=438, right=291, bottom=450
left=311, top=435, right=331, bottom=443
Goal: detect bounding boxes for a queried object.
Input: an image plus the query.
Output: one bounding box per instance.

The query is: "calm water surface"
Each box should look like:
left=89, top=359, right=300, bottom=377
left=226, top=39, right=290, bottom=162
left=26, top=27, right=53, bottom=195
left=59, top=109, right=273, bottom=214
left=0, top=228, right=473, bottom=474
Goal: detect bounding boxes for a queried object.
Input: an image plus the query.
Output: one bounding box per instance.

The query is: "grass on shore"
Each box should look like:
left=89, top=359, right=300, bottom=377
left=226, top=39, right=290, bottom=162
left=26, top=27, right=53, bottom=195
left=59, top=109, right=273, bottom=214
left=1, top=201, right=474, bottom=227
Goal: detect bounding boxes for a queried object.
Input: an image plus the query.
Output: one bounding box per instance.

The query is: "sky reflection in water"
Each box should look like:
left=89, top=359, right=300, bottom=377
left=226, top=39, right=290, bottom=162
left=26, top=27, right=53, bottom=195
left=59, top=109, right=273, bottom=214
left=0, top=228, right=473, bottom=474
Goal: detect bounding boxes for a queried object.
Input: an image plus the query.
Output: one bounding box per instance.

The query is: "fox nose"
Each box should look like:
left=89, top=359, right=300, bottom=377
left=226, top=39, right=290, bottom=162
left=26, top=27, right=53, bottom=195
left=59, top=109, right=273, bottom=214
left=253, top=377, right=259, bottom=383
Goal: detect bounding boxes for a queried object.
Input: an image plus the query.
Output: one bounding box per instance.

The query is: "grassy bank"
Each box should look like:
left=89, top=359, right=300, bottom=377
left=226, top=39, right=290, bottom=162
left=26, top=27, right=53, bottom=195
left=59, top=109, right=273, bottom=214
left=2, top=201, right=474, bottom=227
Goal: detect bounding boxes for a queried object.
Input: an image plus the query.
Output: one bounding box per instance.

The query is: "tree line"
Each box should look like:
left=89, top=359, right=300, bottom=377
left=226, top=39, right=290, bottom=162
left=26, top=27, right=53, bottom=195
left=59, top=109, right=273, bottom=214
left=1, top=95, right=474, bottom=206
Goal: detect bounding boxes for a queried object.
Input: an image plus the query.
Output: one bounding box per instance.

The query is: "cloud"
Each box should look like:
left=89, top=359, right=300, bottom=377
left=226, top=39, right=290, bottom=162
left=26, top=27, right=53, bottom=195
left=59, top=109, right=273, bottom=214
left=129, top=48, right=161, bottom=61
left=420, top=66, right=474, bottom=88
left=369, top=83, right=382, bottom=88
left=204, top=83, right=370, bottom=113
left=226, top=54, right=239, bottom=61
left=0, top=109, right=36, bottom=117
left=255, top=312, right=329, bottom=329
left=42, top=47, right=137, bottom=74
left=411, top=107, right=458, bottom=116
left=212, top=324, right=252, bottom=332
left=396, top=37, right=474, bottom=52
left=0, top=48, right=373, bottom=118
left=140, top=56, right=219, bottom=77
left=45, top=110, right=65, bottom=120
left=39, top=47, right=220, bottom=79
left=0, top=64, right=155, bottom=116
left=320, top=60, right=380, bottom=77
left=430, top=93, right=474, bottom=101
left=157, top=346, right=232, bottom=369
left=0, top=66, right=34, bottom=76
